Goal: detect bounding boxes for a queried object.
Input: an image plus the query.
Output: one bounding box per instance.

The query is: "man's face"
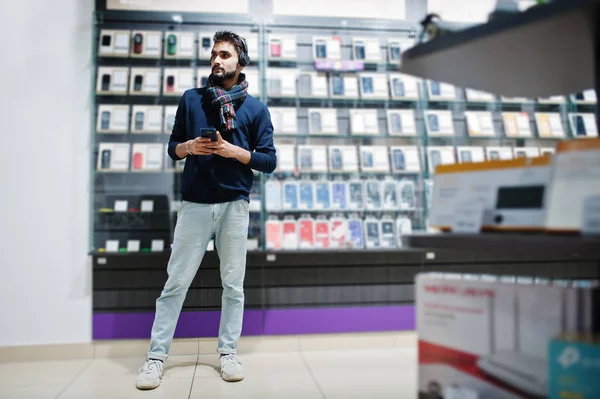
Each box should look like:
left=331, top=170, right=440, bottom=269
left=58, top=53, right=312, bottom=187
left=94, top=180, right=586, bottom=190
left=210, top=41, right=242, bottom=83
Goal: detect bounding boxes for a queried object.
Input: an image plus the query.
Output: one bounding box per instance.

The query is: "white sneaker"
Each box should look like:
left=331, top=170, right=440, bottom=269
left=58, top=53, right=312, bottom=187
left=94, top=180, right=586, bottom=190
left=220, top=354, right=244, bottom=382
left=136, top=359, right=164, bottom=390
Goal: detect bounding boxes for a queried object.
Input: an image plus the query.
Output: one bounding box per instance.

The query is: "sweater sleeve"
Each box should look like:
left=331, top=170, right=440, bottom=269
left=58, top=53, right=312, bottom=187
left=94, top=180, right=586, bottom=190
left=167, top=94, right=187, bottom=161
left=248, top=105, right=277, bottom=174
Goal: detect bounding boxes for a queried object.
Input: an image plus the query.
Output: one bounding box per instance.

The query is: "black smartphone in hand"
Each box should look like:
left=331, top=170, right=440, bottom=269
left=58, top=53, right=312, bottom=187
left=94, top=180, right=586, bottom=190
left=200, top=128, right=218, bottom=141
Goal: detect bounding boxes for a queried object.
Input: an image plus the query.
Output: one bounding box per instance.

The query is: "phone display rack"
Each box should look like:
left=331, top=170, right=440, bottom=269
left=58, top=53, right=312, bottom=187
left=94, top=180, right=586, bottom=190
left=91, top=10, right=597, bottom=254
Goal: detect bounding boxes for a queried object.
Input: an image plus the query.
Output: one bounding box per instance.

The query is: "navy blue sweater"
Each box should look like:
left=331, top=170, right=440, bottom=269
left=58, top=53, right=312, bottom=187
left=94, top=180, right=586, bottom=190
left=167, top=88, right=277, bottom=204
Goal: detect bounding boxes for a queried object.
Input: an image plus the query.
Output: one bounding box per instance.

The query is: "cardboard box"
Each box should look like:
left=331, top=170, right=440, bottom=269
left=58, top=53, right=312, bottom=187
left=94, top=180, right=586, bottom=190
left=416, top=273, right=599, bottom=399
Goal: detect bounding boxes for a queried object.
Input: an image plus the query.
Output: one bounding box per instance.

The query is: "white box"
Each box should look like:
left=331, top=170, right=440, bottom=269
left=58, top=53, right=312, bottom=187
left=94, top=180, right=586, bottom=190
left=425, top=110, right=454, bottom=136
left=131, top=143, right=164, bottom=171
left=129, top=67, right=161, bottom=96
left=268, top=34, right=297, bottom=60
left=534, top=113, right=565, bottom=139
left=465, top=111, right=495, bottom=137
left=501, top=96, right=531, bottom=103
left=545, top=139, right=600, bottom=232
left=313, top=36, right=341, bottom=60
left=130, top=105, right=163, bottom=134
left=130, top=31, right=162, bottom=58
left=96, top=105, right=129, bottom=133
left=570, top=89, right=597, bottom=104
left=98, top=30, right=131, bottom=57
left=429, top=156, right=552, bottom=231
left=308, top=108, right=338, bottom=135
left=275, top=144, right=296, bottom=172
left=269, top=107, right=298, bottom=135
left=297, top=72, right=328, bottom=98
left=350, top=109, right=379, bottom=135
left=97, top=143, right=131, bottom=171
left=328, top=145, right=359, bottom=173
left=569, top=113, right=598, bottom=138
left=360, top=145, right=389, bottom=172
left=427, top=146, right=456, bottom=174
left=387, top=109, right=417, bottom=136
left=389, top=73, right=419, bottom=100
left=513, top=147, right=540, bottom=159
left=358, top=73, right=388, bottom=100
left=428, top=81, right=456, bottom=101
left=502, top=112, right=532, bottom=138
left=416, top=273, right=598, bottom=399
left=537, top=95, right=565, bottom=104
left=267, top=67, right=297, bottom=98
left=485, top=147, right=514, bottom=161
left=164, top=106, right=178, bottom=134
left=297, top=145, right=327, bottom=172
left=163, top=32, right=195, bottom=59
left=352, top=37, right=381, bottom=63
left=390, top=146, right=421, bottom=173
left=96, top=67, right=129, bottom=95
left=388, top=38, right=415, bottom=65
left=329, top=74, right=359, bottom=99
left=465, top=88, right=495, bottom=102
left=163, top=68, right=194, bottom=96
left=456, top=146, right=486, bottom=163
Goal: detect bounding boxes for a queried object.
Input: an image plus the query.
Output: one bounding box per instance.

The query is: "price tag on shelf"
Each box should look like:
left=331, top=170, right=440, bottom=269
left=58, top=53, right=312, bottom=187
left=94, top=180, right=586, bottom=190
left=114, top=200, right=128, bottom=212
left=105, top=240, right=119, bottom=253
left=452, top=200, right=484, bottom=233
left=582, top=195, right=600, bottom=235
left=127, top=240, right=140, bottom=252
left=151, top=239, right=164, bottom=252
left=140, top=200, right=154, bottom=212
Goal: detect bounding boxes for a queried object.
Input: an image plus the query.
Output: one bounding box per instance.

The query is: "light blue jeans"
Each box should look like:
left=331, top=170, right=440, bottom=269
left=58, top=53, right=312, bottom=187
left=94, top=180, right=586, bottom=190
left=147, top=199, right=250, bottom=361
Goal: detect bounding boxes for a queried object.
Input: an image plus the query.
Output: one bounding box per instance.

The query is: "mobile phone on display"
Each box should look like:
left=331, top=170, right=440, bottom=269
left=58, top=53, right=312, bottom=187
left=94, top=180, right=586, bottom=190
left=202, top=37, right=211, bottom=49
left=489, top=151, right=500, bottom=160
left=332, top=76, right=344, bottom=96
left=430, top=150, right=441, bottom=171
left=331, top=148, right=343, bottom=170
left=461, top=151, right=472, bottom=163
left=201, top=76, right=208, bottom=87
left=383, top=182, right=398, bottom=208
left=392, top=149, right=405, bottom=171
left=347, top=219, right=364, bottom=248
left=101, top=149, right=111, bottom=169
left=354, top=40, right=365, bottom=60
left=366, top=181, right=382, bottom=209
left=134, top=75, right=143, bottom=92
left=299, top=183, right=314, bottom=209
left=200, top=128, right=218, bottom=141
left=135, top=112, right=144, bottom=130
left=366, top=221, right=380, bottom=248
left=428, top=114, right=439, bottom=132
left=362, top=150, right=373, bottom=168
left=101, top=74, right=111, bottom=91
left=361, top=76, right=374, bottom=94
left=389, top=44, right=401, bottom=60
left=390, top=113, right=402, bottom=133
left=315, top=39, right=327, bottom=58
left=393, top=78, right=405, bottom=97
left=516, top=150, right=526, bottom=158
left=133, top=152, right=143, bottom=169
left=270, top=39, right=281, bottom=57
left=575, top=116, right=586, bottom=136
left=430, top=81, right=441, bottom=96
left=101, top=35, right=111, bottom=47
left=401, top=181, right=416, bottom=209
left=133, top=33, right=144, bottom=54
left=349, top=182, right=364, bottom=209
left=166, top=34, right=177, bottom=55
left=315, top=183, right=330, bottom=209
left=300, top=148, right=313, bottom=169
left=100, top=111, right=111, bottom=130
left=166, top=75, right=175, bottom=92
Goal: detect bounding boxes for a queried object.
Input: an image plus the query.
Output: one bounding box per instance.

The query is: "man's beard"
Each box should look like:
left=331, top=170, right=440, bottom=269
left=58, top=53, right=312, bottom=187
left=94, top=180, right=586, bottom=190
left=211, top=69, right=236, bottom=85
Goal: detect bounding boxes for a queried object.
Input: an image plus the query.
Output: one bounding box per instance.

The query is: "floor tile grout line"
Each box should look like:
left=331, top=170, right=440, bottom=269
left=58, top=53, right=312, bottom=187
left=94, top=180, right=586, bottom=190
left=53, top=358, right=94, bottom=399
left=187, top=354, right=200, bottom=399
left=299, top=351, right=327, bottom=399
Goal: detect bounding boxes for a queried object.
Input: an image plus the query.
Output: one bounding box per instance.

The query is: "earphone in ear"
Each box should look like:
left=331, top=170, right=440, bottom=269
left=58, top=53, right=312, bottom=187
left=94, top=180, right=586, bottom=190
left=238, top=37, right=251, bottom=66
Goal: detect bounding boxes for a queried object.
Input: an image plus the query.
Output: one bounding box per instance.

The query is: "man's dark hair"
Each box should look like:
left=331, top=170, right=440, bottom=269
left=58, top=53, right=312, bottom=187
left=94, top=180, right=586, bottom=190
left=213, top=31, right=248, bottom=64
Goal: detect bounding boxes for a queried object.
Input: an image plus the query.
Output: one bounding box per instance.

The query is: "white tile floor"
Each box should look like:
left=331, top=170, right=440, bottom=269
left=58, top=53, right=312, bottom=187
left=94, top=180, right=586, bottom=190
left=0, top=333, right=418, bottom=399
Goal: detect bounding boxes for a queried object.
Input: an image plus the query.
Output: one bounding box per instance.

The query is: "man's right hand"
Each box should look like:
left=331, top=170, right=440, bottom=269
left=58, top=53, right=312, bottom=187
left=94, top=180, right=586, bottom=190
left=176, top=137, right=215, bottom=158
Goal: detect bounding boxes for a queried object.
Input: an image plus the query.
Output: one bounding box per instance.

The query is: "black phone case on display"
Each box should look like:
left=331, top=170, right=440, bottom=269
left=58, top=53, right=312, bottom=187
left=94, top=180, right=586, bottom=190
left=355, top=42, right=365, bottom=60
left=166, top=76, right=175, bottom=91
left=575, top=116, right=586, bottom=136
left=315, top=40, right=327, bottom=58
left=101, top=149, right=111, bottom=169
left=202, top=37, right=211, bottom=48
left=200, top=128, right=218, bottom=141
left=101, top=35, right=111, bottom=47
left=100, top=111, right=110, bottom=130
left=428, top=114, right=439, bottom=132
left=101, top=74, right=111, bottom=91
left=135, top=112, right=144, bottom=130
left=134, top=75, right=143, bottom=91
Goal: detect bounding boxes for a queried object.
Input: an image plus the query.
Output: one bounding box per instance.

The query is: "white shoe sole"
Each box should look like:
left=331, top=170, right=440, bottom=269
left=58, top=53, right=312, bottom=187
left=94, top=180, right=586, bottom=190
left=136, top=380, right=161, bottom=390
left=221, top=372, right=244, bottom=382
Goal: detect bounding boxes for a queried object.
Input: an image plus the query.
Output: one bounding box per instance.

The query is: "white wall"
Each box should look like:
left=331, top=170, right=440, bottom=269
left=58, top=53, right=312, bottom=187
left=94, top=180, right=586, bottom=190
left=0, top=0, right=93, bottom=346
left=273, top=0, right=406, bottom=20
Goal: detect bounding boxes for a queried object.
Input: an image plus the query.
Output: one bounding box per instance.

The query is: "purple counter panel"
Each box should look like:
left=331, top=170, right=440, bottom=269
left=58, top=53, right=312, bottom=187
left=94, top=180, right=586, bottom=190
left=93, top=305, right=415, bottom=340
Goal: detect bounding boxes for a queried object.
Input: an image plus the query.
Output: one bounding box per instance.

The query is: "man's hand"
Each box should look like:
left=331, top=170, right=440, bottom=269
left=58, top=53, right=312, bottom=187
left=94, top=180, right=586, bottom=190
left=206, top=132, right=251, bottom=164
left=186, top=137, right=214, bottom=156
